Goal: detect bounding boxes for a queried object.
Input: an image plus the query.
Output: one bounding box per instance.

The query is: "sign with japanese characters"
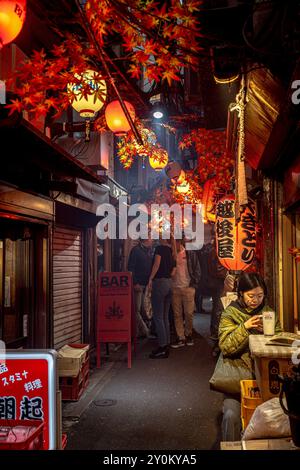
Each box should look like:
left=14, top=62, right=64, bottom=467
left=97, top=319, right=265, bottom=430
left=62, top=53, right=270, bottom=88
left=97, top=272, right=133, bottom=342
left=0, top=351, right=57, bottom=450
left=216, top=195, right=256, bottom=272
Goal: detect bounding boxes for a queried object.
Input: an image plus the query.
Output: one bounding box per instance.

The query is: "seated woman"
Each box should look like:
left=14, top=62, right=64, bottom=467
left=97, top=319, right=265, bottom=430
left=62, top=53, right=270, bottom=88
left=218, top=271, right=282, bottom=441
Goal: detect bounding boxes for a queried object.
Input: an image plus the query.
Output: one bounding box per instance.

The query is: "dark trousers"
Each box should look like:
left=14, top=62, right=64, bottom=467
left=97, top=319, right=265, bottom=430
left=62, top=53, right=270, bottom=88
left=151, top=278, right=172, bottom=347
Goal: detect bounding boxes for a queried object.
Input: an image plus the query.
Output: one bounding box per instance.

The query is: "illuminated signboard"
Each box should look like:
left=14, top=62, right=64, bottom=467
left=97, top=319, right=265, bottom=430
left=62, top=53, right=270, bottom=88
left=0, top=350, right=57, bottom=450
left=216, top=195, right=257, bottom=272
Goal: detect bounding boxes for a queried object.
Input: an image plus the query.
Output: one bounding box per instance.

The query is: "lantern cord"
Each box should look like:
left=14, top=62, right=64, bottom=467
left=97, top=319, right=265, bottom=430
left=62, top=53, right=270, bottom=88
left=75, top=0, right=144, bottom=147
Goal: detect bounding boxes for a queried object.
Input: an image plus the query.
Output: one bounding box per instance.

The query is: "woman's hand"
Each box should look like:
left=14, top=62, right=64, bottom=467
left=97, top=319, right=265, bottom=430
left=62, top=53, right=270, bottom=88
left=147, top=279, right=153, bottom=291
left=244, top=315, right=263, bottom=331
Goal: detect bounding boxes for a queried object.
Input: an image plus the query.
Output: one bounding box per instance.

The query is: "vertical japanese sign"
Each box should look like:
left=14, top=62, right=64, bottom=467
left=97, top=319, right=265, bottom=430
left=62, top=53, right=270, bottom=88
left=0, top=351, right=57, bottom=450
left=97, top=272, right=133, bottom=343
left=216, top=195, right=256, bottom=271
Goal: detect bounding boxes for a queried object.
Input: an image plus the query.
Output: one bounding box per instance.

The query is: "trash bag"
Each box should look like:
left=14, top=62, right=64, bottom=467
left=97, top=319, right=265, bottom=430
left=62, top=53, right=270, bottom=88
left=209, top=352, right=253, bottom=395
left=242, top=397, right=291, bottom=440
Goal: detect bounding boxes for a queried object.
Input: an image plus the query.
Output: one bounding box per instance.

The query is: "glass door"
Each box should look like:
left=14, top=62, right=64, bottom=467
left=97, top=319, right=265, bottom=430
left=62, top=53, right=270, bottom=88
left=0, top=224, right=34, bottom=348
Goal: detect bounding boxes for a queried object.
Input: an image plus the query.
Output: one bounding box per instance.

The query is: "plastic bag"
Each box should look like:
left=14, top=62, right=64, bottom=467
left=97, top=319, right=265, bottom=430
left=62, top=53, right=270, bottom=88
left=242, top=397, right=291, bottom=440
left=209, top=352, right=253, bottom=395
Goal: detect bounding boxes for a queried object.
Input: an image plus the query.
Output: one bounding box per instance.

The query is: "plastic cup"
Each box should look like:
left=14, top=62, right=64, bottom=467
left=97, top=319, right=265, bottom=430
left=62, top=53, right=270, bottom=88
left=262, top=311, right=275, bottom=336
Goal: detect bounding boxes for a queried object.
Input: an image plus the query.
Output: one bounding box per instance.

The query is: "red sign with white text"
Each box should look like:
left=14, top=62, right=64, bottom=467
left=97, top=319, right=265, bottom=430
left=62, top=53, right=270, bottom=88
left=0, top=352, right=57, bottom=449
left=97, top=272, right=133, bottom=342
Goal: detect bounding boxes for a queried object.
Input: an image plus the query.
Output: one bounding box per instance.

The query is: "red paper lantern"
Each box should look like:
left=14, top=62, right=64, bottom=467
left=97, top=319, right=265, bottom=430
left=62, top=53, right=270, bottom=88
left=202, top=178, right=217, bottom=223
left=0, top=1, right=26, bottom=48
left=215, top=195, right=256, bottom=272
left=105, top=100, right=135, bottom=134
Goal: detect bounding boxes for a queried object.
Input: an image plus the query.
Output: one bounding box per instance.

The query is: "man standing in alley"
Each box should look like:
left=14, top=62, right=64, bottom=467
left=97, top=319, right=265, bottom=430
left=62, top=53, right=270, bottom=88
left=171, top=239, right=201, bottom=348
left=128, top=237, right=153, bottom=338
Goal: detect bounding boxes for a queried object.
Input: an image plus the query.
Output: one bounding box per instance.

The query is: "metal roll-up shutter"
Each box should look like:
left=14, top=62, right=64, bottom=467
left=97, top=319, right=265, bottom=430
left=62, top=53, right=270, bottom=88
left=53, top=226, right=82, bottom=349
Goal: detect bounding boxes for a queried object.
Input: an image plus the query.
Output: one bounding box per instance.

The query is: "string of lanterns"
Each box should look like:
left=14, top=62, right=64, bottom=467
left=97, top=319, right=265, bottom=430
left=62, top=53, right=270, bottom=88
left=66, top=68, right=169, bottom=169
left=0, top=2, right=170, bottom=170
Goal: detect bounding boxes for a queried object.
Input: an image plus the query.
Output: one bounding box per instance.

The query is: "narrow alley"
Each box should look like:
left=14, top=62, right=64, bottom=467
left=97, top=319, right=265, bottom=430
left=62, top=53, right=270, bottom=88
left=64, top=311, right=223, bottom=450
left=1, top=0, right=300, bottom=459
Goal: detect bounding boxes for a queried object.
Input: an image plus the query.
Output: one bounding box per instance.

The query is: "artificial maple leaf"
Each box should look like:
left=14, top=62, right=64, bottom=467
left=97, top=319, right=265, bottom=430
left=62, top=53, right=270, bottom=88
left=123, top=35, right=139, bottom=52
left=134, top=50, right=150, bottom=65
left=186, top=0, right=202, bottom=13
left=180, top=15, right=199, bottom=29
left=23, top=95, right=36, bottom=106
left=128, top=64, right=141, bottom=80
left=153, top=3, right=168, bottom=20
left=31, top=104, right=48, bottom=117
left=162, top=69, right=181, bottom=86
left=143, top=39, right=158, bottom=56
left=169, top=2, right=184, bottom=18
left=45, top=98, right=60, bottom=111
left=31, top=49, right=47, bottom=63
left=162, top=23, right=176, bottom=40
left=142, top=14, right=159, bottom=29
left=144, top=66, right=163, bottom=83
left=169, top=56, right=184, bottom=68
left=5, top=99, right=23, bottom=116
left=52, top=44, right=66, bottom=57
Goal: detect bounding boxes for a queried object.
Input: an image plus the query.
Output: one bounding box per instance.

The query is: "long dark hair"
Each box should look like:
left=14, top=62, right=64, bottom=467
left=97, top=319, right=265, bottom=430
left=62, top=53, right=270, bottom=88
left=236, top=272, right=267, bottom=297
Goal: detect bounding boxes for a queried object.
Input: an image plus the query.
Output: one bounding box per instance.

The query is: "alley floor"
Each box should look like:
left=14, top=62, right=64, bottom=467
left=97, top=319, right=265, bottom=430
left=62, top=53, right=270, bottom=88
left=64, top=309, right=224, bottom=450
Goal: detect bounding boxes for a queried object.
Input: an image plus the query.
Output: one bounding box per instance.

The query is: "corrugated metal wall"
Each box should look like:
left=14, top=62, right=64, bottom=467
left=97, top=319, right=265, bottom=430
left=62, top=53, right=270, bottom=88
left=53, top=226, right=82, bottom=349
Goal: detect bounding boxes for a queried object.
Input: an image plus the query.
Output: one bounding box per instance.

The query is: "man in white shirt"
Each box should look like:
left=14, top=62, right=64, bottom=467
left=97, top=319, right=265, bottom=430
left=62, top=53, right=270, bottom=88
left=171, top=240, right=201, bottom=348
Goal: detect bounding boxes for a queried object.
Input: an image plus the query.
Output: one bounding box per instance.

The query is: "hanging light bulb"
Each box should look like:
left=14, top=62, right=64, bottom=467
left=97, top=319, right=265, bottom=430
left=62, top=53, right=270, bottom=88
left=0, top=0, right=26, bottom=49
left=105, top=100, right=135, bottom=134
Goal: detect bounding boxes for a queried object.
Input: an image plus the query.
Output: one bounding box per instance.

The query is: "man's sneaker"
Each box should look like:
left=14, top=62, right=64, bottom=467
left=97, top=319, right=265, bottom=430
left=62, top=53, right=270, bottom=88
left=171, top=339, right=186, bottom=349
left=185, top=336, right=194, bottom=346
left=149, top=346, right=169, bottom=359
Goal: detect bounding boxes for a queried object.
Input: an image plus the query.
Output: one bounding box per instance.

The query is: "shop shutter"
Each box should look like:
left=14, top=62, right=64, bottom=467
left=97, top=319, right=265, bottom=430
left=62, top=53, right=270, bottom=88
left=53, top=226, right=82, bottom=349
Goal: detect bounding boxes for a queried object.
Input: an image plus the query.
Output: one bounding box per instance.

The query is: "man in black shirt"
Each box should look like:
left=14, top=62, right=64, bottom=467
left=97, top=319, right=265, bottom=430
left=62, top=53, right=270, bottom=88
left=128, top=238, right=153, bottom=337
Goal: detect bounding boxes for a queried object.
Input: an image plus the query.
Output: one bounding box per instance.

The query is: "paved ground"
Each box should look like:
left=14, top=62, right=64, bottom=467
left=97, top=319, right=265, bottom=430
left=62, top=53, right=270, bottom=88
left=64, top=308, right=224, bottom=450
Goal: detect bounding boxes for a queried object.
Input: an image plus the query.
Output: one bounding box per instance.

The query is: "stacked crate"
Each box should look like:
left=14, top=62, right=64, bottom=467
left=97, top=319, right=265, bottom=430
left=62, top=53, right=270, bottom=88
left=58, top=344, right=89, bottom=401
left=0, top=420, right=44, bottom=450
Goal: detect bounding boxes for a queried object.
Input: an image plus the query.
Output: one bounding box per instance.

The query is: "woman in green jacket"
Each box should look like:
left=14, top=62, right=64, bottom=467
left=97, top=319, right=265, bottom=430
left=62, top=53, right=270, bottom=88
left=218, top=272, right=282, bottom=441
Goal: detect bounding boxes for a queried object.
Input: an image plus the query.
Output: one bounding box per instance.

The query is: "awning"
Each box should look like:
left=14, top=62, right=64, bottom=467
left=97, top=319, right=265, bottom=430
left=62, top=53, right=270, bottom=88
left=0, top=117, right=106, bottom=184
left=244, top=68, right=284, bottom=170
left=76, top=178, right=109, bottom=204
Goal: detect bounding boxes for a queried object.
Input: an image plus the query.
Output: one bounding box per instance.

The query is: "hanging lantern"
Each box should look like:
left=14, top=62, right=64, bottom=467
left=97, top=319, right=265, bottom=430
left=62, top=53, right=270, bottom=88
left=202, top=178, right=217, bottom=224
left=67, top=69, right=107, bottom=118
left=149, top=148, right=168, bottom=171
left=176, top=179, right=190, bottom=194
left=215, top=195, right=257, bottom=272
left=0, top=1, right=26, bottom=49
left=105, top=99, right=135, bottom=134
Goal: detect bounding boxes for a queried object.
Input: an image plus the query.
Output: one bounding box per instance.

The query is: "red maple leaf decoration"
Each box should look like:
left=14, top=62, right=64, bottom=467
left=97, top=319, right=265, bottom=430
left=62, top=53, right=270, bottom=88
left=7, top=1, right=203, bottom=123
